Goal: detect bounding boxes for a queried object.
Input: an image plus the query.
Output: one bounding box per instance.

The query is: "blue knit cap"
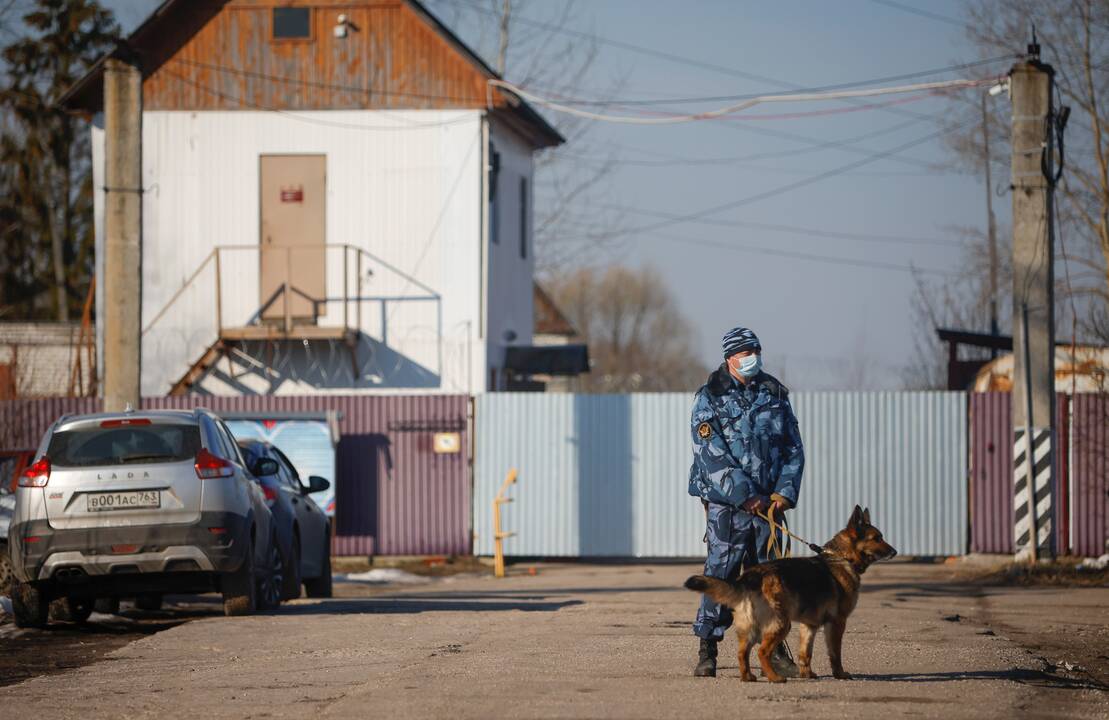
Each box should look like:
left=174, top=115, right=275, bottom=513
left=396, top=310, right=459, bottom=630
left=722, top=326, right=761, bottom=359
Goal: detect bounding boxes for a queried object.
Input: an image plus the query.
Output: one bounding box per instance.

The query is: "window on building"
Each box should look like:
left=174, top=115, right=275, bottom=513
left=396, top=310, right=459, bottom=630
left=273, top=7, right=311, bottom=39
left=489, top=148, right=501, bottom=245
left=519, top=177, right=528, bottom=259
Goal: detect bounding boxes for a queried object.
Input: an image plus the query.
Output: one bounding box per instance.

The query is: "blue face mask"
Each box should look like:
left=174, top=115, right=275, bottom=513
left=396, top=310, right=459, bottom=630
left=735, top=353, right=762, bottom=378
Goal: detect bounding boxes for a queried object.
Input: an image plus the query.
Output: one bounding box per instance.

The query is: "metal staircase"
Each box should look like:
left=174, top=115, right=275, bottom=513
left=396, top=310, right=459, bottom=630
left=143, top=244, right=441, bottom=395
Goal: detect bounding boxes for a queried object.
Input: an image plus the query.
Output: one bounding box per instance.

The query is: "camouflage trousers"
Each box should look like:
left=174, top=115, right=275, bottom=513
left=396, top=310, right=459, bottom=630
left=692, top=502, right=772, bottom=641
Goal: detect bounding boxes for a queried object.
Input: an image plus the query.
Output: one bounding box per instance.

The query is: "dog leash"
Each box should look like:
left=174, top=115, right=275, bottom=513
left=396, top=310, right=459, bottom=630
left=754, top=507, right=825, bottom=556
left=764, top=505, right=790, bottom=559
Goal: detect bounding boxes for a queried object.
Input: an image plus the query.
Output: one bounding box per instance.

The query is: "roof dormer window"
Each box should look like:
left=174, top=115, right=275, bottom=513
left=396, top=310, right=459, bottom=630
left=273, top=7, right=311, bottom=40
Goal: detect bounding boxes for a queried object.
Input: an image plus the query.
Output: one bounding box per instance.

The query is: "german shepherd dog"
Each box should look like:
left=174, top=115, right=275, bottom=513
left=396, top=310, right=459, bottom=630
left=685, top=505, right=897, bottom=683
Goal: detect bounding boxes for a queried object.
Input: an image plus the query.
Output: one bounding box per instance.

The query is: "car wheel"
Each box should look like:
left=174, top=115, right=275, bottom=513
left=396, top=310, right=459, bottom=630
left=222, top=533, right=257, bottom=617
left=0, top=542, right=12, bottom=594
left=281, top=534, right=302, bottom=601
left=304, top=534, right=333, bottom=598
left=257, top=529, right=283, bottom=612
left=49, top=597, right=93, bottom=624
left=10, top=578, right=49, bottom=629
left=135, top=593, right=163, bottom=611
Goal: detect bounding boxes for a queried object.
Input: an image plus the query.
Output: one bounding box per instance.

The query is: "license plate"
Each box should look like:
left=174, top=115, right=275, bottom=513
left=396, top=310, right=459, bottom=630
left=86, top=491, right=161, bottom=512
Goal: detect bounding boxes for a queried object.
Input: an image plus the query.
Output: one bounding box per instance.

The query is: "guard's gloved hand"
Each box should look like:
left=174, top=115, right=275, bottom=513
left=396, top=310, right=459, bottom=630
left=769, top=493, right=793, bottom=515
left=741, top=496, right=769, bottom=514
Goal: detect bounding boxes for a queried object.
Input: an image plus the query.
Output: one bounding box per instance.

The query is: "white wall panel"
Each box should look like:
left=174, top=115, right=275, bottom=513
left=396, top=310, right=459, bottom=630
left=124, top=109, right=484, bottom=395
left=485, top=122, right=535, bottom=384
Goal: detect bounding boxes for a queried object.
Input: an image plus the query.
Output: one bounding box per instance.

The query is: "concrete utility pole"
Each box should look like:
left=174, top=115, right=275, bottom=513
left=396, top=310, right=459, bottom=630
left=1009, top=39, right=1055, bottom=562
left=102, top=58, right=143, bottom=412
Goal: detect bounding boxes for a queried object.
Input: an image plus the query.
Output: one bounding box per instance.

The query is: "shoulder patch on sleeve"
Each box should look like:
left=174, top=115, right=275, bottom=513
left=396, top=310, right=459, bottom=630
left=697, top=422, right=712, bottom=439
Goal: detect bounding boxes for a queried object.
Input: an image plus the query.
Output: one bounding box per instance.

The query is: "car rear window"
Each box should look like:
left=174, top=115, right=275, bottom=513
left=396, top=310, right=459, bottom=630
left=47, top=424, right=201, bottom=467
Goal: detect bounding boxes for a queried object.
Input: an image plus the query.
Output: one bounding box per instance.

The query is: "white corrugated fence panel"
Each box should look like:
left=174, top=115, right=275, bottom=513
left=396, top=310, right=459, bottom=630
left=789, top=392, right=967, bottom=557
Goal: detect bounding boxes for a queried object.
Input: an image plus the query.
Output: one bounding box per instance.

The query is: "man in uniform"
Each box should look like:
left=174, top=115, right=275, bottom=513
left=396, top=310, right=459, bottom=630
left=687, top=326, right=805, bottom=677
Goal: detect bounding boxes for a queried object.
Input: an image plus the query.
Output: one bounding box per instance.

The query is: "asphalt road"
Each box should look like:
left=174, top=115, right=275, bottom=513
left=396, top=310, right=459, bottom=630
left=0, top=562, right=1106, bottom=719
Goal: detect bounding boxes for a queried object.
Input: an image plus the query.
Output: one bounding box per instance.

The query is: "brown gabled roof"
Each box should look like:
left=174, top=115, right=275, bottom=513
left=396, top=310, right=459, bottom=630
left=59, top=0, right=224, bottom=111
left=534, top=283, right=577, bottom=337
left=60, top=0, right=562, bottom=149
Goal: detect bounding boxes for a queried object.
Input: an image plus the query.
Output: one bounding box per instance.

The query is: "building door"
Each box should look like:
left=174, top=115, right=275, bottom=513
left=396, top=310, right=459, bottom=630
left=260, top=155, right=326, bottom=322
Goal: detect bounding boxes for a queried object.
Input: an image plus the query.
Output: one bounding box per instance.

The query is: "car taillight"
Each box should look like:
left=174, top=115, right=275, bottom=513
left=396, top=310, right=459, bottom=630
left=194, top=449, right=234, bottom=479
left=100, top=418, right=152, bottom=427
left=261, top=484, right=277, bottom=506
left=19, top=457, right=50, bottom=488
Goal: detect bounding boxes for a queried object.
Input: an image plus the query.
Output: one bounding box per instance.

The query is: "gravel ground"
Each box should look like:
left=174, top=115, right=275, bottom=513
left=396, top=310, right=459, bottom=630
left=0, top=562, right=1105, bottom=719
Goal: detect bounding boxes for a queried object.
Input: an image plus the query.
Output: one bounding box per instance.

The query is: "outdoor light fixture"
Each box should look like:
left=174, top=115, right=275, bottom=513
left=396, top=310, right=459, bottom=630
left=334, top=14, right=350, bottom=38
left=988, top=79, right=1010, bottom=97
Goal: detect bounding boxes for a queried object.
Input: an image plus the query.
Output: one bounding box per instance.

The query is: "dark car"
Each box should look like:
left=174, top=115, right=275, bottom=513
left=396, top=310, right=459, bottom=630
left=237, top=440, right=332, bottom=599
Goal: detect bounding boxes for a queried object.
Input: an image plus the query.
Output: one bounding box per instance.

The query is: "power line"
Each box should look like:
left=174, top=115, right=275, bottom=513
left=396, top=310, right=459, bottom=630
left=437, top=0, right=986, bottom=91
left=568, top=207, right=963, bottom=248
left=867, top=0, right=965, bottom=28
left=516, top=55, right=1015, bottom=107
left=639, top=231, right=958, bottom=277
left=573, top=117, right=929, bottom=166
left=559, top=152, right=947, bottom=177
left=579, top=122, right=969, bottom=240
left=165, top=57, right=941, bottom=178
left=168, top=54, right=946, bottom=172
left=713, top=118, right=939, bottom=170
left=490, top=77, right=987, bottom=125
left=599, top=91, right=943, bottom=123
left=433, top=0, right=1008, bottom=125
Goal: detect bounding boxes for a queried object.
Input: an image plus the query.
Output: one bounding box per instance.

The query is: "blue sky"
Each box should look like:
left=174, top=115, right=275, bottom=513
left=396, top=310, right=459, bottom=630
left=104, top=0, right=1005, bottom=389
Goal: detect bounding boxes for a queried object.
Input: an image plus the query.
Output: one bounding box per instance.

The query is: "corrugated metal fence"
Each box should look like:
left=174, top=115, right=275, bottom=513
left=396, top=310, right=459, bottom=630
left=5, top=390, right=1106, bottom=558
left=969, top=393, right=1103, bottom=556
left=0, top=397, right=100, bottom=449
left=1071, top=394, right=1109, bottom=557
left=969, top=393, right=1012, bottom=553
left=474, top=392, right=968, bottom=558
left=0, top=395, right=471, bottom=557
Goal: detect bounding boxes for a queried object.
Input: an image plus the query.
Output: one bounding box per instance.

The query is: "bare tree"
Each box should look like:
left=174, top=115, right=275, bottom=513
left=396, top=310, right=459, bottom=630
left=902, top=223, right=1016, bottom=389
left=546, top=264, right=710, bottom=392
left=947, top=0, right=1109, bottom=340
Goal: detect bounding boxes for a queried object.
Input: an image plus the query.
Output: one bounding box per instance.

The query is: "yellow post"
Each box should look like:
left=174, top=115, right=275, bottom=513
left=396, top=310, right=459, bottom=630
left=493, top=468, right=518, bottom=578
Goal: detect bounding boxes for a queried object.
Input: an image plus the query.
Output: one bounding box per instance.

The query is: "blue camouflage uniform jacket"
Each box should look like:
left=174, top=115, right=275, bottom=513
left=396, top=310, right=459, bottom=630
left=687, top=364, right=805, bottom=508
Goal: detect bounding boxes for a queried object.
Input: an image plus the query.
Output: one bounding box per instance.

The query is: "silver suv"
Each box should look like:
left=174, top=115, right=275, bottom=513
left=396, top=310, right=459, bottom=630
left=7, top=408, right=283, bottom=627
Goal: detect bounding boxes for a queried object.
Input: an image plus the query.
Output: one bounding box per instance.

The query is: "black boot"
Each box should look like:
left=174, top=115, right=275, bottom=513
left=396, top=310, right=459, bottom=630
left=694, top=638, right=718, bottom=677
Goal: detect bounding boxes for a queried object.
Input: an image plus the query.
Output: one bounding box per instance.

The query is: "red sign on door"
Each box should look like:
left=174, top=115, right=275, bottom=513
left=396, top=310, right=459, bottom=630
left=280, top=186, right=304, bottom=203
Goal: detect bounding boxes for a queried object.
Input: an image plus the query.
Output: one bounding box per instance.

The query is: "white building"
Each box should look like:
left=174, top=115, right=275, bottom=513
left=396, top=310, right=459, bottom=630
left=64, top=0, right=569, bottom=396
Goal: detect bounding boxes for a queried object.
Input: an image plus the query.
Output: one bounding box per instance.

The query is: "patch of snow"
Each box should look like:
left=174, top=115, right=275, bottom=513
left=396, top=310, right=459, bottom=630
left=1076, top=553, right=1109, bottom=571
left=336, top=568, right=431, bottom=585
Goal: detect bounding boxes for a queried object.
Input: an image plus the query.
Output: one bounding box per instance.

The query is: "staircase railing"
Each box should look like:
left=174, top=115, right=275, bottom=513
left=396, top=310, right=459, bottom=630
left=143, top=243, right=443, bottom=392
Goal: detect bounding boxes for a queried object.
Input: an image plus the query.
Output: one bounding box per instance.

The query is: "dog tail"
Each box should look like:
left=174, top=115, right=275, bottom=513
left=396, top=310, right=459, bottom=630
left=684, top=575, right=746, bottom=608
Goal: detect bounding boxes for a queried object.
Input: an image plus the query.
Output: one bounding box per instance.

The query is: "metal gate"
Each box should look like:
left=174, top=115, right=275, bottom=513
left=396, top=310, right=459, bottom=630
left=475, top=392, right=968, bottom=558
